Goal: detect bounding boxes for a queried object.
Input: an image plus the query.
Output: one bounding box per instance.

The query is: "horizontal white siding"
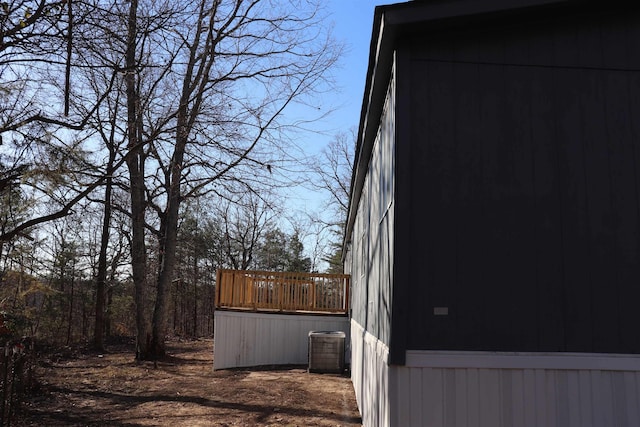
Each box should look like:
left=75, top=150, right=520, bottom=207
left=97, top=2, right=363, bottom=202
left=390, top=353, right=640, bottom=427
left=213, top=310, right=349, bottom=370
left=351, top=319, right=390, bottom=427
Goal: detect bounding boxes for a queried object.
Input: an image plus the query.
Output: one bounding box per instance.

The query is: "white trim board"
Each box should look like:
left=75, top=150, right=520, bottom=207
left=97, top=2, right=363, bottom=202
left=405, top=350, right=640, bottom=371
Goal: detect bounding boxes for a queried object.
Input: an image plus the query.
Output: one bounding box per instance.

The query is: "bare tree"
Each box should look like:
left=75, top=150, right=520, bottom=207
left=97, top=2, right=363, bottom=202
left=0, top=0, right=122, bottom=244
left=219, top=193, right=278, bottom=270
left=308, top=130, right=355, bottom=272
left=116, top=0, right=340, bottom=359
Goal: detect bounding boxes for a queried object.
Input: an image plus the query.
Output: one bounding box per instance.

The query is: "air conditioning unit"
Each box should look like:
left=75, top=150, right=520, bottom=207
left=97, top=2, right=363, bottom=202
left=308, top=331, right=345, bottom=374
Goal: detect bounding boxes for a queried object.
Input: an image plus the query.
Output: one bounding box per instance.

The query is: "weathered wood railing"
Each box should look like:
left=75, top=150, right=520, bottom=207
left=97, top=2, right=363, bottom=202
left=215, top=269, right=350, bottom=314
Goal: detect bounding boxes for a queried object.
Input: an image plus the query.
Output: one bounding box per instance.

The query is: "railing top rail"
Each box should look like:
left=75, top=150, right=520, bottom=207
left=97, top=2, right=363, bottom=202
left=216, top=268, right=349, bottom=280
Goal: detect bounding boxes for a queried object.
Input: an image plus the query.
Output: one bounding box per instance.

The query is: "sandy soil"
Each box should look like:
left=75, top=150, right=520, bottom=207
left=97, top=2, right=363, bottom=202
left=15, top=339, right=362, bottom=426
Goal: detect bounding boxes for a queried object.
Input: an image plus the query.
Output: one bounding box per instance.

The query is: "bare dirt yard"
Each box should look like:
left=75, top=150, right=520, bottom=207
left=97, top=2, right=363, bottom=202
left=15, top=338, right=362, bottom=426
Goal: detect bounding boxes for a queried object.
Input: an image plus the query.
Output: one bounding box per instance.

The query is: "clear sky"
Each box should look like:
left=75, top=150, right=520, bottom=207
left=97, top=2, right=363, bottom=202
left=322, top=1, right=398, bottom=138
left=283, top=1, right=397, bottom=217
left=283, top=1, right=399, bottom=267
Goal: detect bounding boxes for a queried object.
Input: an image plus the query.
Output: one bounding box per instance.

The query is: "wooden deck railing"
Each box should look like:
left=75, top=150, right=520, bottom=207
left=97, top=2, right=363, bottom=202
left=215, top=269, right=350, bottom=314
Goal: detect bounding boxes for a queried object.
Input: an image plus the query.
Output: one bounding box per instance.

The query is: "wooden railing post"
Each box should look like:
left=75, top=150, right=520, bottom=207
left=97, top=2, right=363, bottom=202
left=215, top=269, right=221, bottom=307
left=344, top=276, right=350, bottom=312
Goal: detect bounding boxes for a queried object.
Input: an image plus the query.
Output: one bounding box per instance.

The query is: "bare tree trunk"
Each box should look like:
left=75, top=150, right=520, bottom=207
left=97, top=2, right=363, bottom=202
left=66, top=268, right=75, bottom=346
left=105, top=285, right=113, bottom=338
left=149, top=129, right=186, bottom=358
left=148, top=0, right=205, bottom=356
left=93, top=152, right=114, bottom=350
left=193, top=257, right=198, bottom=337
left=124, top=0, right=150, bottom=360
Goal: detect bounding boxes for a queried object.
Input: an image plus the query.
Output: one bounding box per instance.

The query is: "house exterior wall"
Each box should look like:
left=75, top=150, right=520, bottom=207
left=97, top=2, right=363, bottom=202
left=400, top=7, right=640, bottom=355
left=348, top=3, right=640, bottom=426
left=348, top=65, right=396, bottom=427
left=351, top=319, right=391, bottom=427
left=390, top=353, right=640, bottom=427
left=213, top=310, right=349, bottom=370
left=349, top=67, right=396, bottom=346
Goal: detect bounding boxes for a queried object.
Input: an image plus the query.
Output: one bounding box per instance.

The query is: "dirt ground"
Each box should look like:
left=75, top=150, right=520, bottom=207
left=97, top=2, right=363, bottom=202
left=15, top=339, right=362, bottom=426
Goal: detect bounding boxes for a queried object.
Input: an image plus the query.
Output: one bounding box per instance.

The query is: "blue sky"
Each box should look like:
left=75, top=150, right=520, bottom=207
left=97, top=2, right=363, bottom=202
left=283, top=1, right=398, bottom=266
left=284, top=1, right=394, bottom=217
left=322, top=1, right=397, bottom=137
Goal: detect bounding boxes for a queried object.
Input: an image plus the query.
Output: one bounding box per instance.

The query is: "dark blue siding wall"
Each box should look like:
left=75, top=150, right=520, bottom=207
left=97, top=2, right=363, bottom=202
left=403, top=9, right=640, bottom=353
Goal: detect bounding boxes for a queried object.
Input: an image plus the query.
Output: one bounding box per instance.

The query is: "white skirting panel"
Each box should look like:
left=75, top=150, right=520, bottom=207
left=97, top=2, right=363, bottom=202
left=392, top=351, right=640, bottom=427
left=350, top=321, right=640, bottom=427
left=351, top=319, right=391, bottom=427
left=213, top=310, right=349, bottom=370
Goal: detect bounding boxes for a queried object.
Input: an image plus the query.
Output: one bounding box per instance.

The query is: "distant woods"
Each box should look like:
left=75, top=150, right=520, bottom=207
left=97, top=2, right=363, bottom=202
left=0, top=0, right=348, bottom=355
left=0, top=198, right=318, bottom=345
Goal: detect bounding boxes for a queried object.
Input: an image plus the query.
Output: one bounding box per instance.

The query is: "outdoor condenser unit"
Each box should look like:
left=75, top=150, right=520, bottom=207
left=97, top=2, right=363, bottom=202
left=308, top=331, right=346, bottom=374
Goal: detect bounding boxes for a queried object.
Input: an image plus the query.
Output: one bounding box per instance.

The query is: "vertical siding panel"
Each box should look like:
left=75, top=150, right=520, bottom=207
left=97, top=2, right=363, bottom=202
left=444, top=369, right=457, bottom=427
left=448, top=29, right=485, bottom=350
left=502, top=48, right=538, bottom=352
left=578, top=370, right=594, bottom=427
left=386, top=362, right=640, bottom=427
left=544, top=370, right=557, bottom=427
left=452, top=60, right=484, bottom=351
left=534, top=370, right=547, bottom=426
left=578, top=24, right=619, bottom=353
left=529, top=38, right=565, bottom=351
left=522, top=369, right=537, bottom=427
left=566, top=371, right=581, bottom=427
left=396, top=368, right=411, bottom=427
left=555, top=371, right=570, bottom=427
left=409, top=367, right=423, bottom=426
left=590, top=370, right=604, bottom=426
left=424, top=368, right=444, bottom=427
left=624, top=372, right=640, bottom=426
left=636, top=372, right=640, bottom=425
left=554, top=65, right=592, bottom=353
left=478, top=369, right=500, bottom=426
left=603, top=64, right=640, bottom=355
left=477, top=60, right=511, bottom=351
left=455, top=369, right=468, bottom=427
left=411, top=57, right=456, bottom=349
left=511, top=369, right=525, bottom=427
left=500, top=370, right=512, bottom=427
left=600, top=371, right=615, bottom=427
left=467, top=368, right=480, bottom=427
left=612, top=372, right=629, bottom=427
